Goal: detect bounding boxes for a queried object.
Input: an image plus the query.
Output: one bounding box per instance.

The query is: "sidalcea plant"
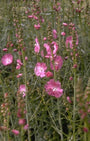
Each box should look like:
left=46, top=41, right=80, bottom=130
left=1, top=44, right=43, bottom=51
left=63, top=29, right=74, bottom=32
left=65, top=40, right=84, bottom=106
left=0, top=0, right=89, bottom=140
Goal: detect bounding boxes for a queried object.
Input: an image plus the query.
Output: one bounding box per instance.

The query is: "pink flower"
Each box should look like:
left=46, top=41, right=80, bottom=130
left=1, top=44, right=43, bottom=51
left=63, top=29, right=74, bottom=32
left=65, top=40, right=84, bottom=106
left=16, top=59, right=23, bottom=70
left=43, top=37, right=47, bottom=41
left=63, top=23, right=68, bottom=26
left=19, top=119, right=26, bottom=125
left=76, top=33, right=79, bottom=45
left=61, top=32, right=66, bottom=36
left=16, top=64, right=21, bottom=70
left=72, top=1, right=75, bottom=4
left=19, top=84, right=26, bottom=97
left=4, top=93, right=8, bottom=98
left=34, top=24, right=41, bottom=30
left=88, top=109, right=90, bottom=113
left=23, top=47, right=26, bottom=51
left=15, top=33, right=18, bottom=38
left=28, top=15, right=33, bottom=18
left=17, top=73, right=22, bottom=78
left=83, top=127, right=88, bottom=133
left=52, top=29, right=57, bottom=39
left=18, top=51, right=22, bottom=55
left=67, top=96, right=72, bottom=103
left=45, top=79, right=63, bottom=98
left=69, top=76, right=73, bottom=80
left=64, top=56, right=68, bottom=60
left=19, top=84, right=26, bottom=92
left=73, top=64, right=77, bottom=68
left=25, top=11, right=29, bottom=14
left=51, top=41, right=58, bottom=55
left=81, top=112, right=87, bottom=119
left=34, top=62, right=47, bottom=78
left=34, top=37, right=40, bottom=54
left=50, top=56, right=63, bottom=71
left=3, top=48, right=8, bottom=51
left=0, top=126, right=9, bottom=131
left=33, top=15, right=38, bottom=20
left=1, top=53, right=13, bottom=66
left=17, top=109, right=21, bottom=118
left=69, top=23, right=75, bottom=27
left=66, top=36, right=73, bottom=49
left=25, top=56, right=28, bottom=60
left=13, top=49, right=17, bottom=52
left=44, top=42, right=58, bottom=59
left=46, top=71, right=53, bottom=78
left=24, top=124, right=29, bottom=130
left=12, top=129, right=19, bottom=135
left=10, top=43, right=14, bottom=47
left=17, top=59, right=23, bottom=65
left=44, top=43, right=51, bottom=58
left=40, top=16, right=44, bottom=23
left=53, top=3, right=61, bottom=12
left=41, top=50, right=44, bottom=57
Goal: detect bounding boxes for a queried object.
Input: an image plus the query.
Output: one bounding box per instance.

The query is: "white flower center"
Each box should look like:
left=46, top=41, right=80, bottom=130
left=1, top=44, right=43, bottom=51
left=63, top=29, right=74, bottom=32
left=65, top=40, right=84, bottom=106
left=55, top=62, right=58, bottom=65
left=39, top=67, right=44, bottom=72
left=53, top=88, right=57, bottom=92
left=6, top=58, right=11, bottom=63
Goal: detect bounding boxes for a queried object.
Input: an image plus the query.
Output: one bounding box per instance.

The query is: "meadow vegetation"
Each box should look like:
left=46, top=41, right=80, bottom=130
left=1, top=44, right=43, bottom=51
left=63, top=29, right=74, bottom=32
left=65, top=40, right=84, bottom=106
left=0, top=0, right=90, bottom=141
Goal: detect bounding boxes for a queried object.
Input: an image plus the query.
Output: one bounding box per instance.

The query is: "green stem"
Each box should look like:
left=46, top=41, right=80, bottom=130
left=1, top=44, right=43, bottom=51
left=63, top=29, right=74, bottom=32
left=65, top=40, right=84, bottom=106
left=21, top=126, right=24, bottom=141
left=22, top=50, right=31, bottom=141
left=0, top=74, right=5, bottom=94
left=57, top=9, right=61, bottom=53
left=84, top=121, right=88, bottom=141
left=7, top=114, right=10, bottom=140
left=57, top=99, right=64, bottom=141
left=88, top=131, right=90, bottom=141
left=53, top=63, right=63, bottom=140
left=73, top=71, right=76, bottom=141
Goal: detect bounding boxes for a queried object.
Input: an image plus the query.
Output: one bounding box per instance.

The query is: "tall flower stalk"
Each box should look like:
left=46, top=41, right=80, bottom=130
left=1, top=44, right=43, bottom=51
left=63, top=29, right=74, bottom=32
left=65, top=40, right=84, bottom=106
left=57, top=99, right=64, bottom=141
left=22, top=50, right=31, bottom=141
left=73, top=70, right=76, bottom=141
left=72, top=32, right=78, bottom=141
left=53, top=55, right=64, bottom=141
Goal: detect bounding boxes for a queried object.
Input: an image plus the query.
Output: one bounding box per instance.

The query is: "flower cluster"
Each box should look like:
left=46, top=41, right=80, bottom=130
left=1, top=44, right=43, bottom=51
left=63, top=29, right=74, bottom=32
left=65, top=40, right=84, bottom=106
left=27, top=1, right=44, bottom=30
left=1, top=93, right=10, bottom=127
left=34, top=25, right=63, bottom=98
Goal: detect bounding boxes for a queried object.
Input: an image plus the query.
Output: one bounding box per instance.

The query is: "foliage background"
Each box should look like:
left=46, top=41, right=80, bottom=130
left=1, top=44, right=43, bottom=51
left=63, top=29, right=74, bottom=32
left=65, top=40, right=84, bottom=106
left=0, top=0, right=90, bottom=141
